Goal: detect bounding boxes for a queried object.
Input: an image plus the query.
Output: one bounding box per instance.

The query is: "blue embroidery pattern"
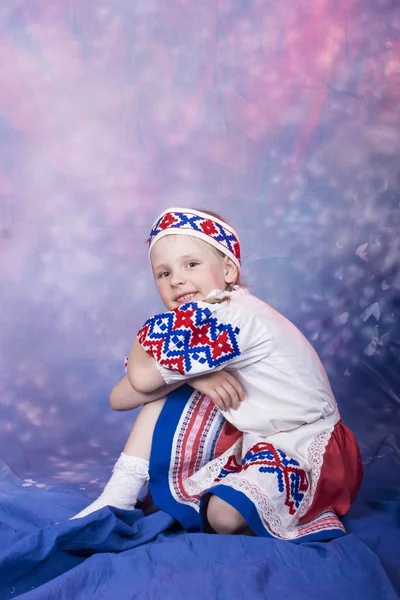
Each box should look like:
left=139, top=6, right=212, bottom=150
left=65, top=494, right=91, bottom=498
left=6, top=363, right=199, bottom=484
left=150, top=211, right=241, bottom=264
left=215, top=442, right=309, bottom=515
left=138, top=303, right=241, bottom=374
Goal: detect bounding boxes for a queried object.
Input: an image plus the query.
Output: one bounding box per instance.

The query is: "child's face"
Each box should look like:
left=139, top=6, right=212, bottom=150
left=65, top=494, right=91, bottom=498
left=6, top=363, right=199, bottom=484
left=150, top=235, right=237, bottom=310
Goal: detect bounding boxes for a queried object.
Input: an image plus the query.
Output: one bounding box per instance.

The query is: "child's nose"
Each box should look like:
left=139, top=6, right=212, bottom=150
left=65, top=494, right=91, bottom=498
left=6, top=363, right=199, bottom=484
left=170, top=271, right=186, bottom=286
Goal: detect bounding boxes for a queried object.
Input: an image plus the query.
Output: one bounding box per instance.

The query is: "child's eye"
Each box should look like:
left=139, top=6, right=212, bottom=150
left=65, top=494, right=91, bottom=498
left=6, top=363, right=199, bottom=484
left=158, top=271, right=170, bottom=279
left=187, top=261, right=199, bottom=268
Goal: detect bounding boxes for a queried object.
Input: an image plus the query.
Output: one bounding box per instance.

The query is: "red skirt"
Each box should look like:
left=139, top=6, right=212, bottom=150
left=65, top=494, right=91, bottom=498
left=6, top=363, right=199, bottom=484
left=299, top=420, right=364, bottom=524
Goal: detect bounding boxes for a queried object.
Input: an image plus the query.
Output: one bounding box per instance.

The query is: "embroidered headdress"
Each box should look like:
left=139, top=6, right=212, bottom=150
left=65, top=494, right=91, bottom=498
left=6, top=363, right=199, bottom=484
left=148, top=207, right=241, bottom=270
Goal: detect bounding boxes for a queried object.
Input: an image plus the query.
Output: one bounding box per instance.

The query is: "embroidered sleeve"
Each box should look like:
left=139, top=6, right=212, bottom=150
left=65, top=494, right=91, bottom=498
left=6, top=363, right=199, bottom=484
left=137, top=302, right=271, bottom=384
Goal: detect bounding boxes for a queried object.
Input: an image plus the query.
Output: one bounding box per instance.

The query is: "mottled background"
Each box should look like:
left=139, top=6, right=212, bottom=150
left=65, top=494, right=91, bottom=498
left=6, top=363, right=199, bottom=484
left=0, top=0, right=399, bottom=497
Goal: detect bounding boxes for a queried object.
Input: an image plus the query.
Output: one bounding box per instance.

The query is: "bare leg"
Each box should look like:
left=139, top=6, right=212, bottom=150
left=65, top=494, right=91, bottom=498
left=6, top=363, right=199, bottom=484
left=206, top=495, right=253, bottom=535
left=71, top=398, right=166, bottom=519
left=123, top=397, right=166, bottom=458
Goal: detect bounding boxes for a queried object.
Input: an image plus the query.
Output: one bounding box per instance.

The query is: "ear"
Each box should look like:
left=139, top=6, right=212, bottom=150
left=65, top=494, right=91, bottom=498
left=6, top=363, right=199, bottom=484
left=223, top=257, right=238, bottom=285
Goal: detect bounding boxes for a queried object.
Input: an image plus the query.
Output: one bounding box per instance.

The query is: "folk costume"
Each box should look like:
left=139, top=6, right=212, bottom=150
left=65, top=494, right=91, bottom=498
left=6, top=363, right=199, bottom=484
left=138, top=208, right=363, bottom=541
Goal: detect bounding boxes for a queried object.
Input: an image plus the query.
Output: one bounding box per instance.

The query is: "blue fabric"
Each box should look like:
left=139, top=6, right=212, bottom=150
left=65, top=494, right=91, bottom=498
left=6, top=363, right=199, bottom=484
left=0, top=460, right=398, bottom=599
left=149, top=384, right=203, bottom=532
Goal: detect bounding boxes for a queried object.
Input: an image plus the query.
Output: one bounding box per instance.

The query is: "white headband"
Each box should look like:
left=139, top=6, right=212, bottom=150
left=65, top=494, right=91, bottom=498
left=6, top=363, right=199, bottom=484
left=148, top=207, right=241, bottom=270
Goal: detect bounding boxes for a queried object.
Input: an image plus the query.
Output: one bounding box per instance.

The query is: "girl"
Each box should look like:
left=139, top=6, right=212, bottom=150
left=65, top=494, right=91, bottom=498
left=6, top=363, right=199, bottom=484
left=73, top=207, right=363, bottom=541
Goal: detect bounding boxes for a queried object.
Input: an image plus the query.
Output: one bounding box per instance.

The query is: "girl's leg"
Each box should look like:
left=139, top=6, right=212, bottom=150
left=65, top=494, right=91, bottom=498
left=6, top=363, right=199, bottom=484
left=122, top=397, right=166, bottom=458
left=206, top=495, right=253, bottom=535
left=71, top=398, right=166, bottom=519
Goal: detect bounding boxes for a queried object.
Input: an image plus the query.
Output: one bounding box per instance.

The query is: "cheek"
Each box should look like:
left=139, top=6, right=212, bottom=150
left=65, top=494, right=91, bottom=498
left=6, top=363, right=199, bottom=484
left=209, top=267, right=225, bottom=285
left=155, top=280, right=172, bottom=307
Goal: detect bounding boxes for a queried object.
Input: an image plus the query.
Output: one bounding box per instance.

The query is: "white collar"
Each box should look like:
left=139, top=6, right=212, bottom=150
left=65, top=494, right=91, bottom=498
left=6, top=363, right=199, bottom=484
left=204, top=285, right=246, bottom=302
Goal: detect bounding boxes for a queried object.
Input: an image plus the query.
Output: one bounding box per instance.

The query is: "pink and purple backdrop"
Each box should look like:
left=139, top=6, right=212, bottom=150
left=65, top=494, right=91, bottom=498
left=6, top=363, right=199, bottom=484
left=0, top=0, right=399, bottom=498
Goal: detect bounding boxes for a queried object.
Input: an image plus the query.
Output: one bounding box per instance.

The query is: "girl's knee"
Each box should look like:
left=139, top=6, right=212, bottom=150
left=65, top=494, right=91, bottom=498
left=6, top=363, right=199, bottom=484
left=206, top=495, right=248, bottom=535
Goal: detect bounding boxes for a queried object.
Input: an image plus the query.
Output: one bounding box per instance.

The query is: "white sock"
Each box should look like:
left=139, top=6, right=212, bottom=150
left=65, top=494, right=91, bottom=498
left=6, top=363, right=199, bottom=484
left=71, top=453, right=149, bottom=520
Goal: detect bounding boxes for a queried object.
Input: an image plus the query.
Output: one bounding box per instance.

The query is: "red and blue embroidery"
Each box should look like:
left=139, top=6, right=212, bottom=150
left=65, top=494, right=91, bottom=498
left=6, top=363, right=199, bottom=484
left=215, top=442, right=309, bottom=515
left=138, top=303, right=241, bottom=375
left=149, top=211, right=241, bottom=265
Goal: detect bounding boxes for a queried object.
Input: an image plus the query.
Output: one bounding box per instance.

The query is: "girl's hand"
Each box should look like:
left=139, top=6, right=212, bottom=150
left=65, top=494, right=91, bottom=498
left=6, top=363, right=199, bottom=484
left=189, top=370, right=245, bottom=411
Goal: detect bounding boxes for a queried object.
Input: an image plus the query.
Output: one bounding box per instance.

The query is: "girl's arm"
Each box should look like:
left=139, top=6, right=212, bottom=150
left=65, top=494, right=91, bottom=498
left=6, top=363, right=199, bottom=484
left=126, top=338, right=167, bottom=394
left=116, top=358, right=245, bottom=412
left=109, top=373, right=182, bottom=411
left=134, top=302, right=272, bottom=389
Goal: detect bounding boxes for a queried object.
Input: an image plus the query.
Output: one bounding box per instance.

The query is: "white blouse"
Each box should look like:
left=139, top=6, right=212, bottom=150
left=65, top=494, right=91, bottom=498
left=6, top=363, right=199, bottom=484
left=137, top=287, right=340, bottom=440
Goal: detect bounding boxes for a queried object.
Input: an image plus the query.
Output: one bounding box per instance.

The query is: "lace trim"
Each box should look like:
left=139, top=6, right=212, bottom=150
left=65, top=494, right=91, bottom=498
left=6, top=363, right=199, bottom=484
left=297, top=426, right=334, bottom=520
left=184, top=439, right=242, bottom=493
left=185, top=426, right=335, bottom=539
left=204, top=287, right=236, bottom=302
left=203, top=285, right=247, bottom=303
left=113, top=455, right=150, bottom=481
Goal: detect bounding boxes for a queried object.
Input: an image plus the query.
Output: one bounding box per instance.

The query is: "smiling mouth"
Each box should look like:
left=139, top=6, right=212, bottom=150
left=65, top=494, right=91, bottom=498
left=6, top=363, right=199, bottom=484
left=176, top=292, right=198, bottom=303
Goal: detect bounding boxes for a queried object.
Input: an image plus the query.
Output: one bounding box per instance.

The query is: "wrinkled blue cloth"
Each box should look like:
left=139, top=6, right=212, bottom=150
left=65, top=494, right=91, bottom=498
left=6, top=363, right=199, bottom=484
left=0, top=462, right=398, bottom=600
